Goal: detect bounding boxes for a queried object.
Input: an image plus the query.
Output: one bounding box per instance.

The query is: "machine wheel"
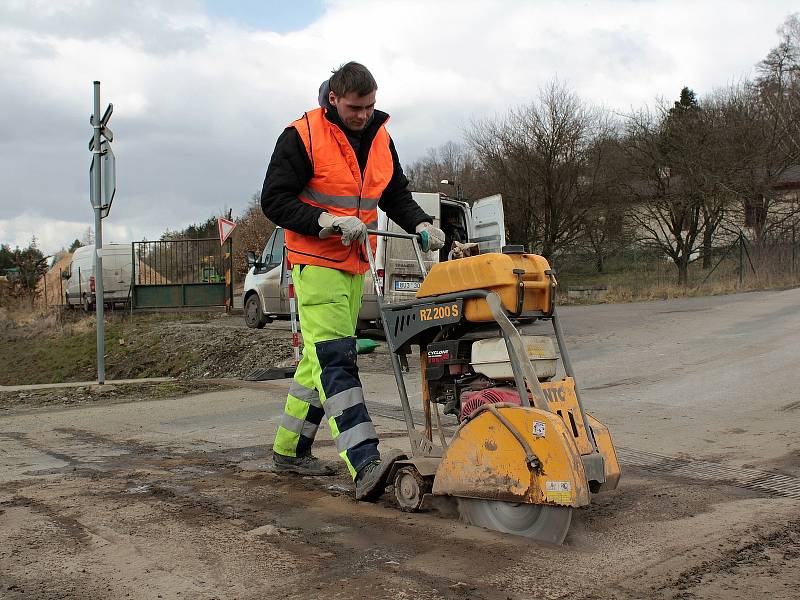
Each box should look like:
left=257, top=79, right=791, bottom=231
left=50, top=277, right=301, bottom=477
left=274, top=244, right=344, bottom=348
left=393, top=466, right=431, bottom=512
left=244, top=294, right=268, bottom=329
left=457, top=498, right=572, bottom=545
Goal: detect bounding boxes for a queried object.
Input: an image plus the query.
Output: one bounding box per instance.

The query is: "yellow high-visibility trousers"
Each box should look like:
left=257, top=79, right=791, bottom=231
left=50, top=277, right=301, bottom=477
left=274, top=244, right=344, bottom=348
left=272, top=265, right=379, bottom=479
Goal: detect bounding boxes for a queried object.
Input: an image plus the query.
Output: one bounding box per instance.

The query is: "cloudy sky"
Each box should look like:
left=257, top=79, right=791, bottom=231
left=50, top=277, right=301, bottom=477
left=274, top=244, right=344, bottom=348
left=0, top=0, right=796, bottom=254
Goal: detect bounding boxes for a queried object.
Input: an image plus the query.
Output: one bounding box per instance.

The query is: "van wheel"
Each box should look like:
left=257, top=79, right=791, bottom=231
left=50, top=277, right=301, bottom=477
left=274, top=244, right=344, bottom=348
left=83, top=296, right=93, bottom=313
left=244, top=294, right=268, bottom=329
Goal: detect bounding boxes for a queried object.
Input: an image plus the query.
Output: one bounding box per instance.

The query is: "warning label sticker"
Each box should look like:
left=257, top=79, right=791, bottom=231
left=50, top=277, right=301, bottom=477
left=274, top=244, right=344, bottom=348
left=545, top=481, right=572, bottom=503
left=532, top=420, right=546, bottom=437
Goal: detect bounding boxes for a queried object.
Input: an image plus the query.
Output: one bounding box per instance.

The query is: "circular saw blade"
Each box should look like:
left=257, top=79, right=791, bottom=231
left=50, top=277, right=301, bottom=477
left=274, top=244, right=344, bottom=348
left=457, top=498, right=572, bottom=545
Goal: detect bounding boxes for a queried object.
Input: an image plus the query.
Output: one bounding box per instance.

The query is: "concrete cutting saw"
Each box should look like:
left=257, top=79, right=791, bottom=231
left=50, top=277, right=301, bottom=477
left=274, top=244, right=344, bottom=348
left=362, top=230, right=620, bottom=544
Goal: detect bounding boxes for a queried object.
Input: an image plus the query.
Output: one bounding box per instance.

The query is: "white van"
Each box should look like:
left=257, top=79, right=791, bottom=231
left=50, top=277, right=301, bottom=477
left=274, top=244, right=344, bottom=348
left=242, top=192, right=505, bottom=329
left=63, top=244, right=132, bottom=311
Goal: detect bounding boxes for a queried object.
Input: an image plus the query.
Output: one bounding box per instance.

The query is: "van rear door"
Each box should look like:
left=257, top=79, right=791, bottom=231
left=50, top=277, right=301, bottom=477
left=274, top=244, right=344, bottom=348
left=470, top=194, right=506, bottom=253
left=383, top=192, right=440, bottom=304
left=103, top=248, right=130, bottom=294
left=96, top=247, right=131, bottom=298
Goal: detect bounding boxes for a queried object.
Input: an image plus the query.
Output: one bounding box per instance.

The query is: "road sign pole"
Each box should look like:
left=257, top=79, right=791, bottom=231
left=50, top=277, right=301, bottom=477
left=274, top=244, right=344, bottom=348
left=226, top=237, right=233, bottom=313
left=91, top=80, right=106, bottom=384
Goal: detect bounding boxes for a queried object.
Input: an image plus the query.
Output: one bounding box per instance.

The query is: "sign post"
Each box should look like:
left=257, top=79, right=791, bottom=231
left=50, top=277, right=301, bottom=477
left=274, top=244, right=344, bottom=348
left=218, top=216, right=237, bottom=313
left=89, top=81, right=115, bottom=384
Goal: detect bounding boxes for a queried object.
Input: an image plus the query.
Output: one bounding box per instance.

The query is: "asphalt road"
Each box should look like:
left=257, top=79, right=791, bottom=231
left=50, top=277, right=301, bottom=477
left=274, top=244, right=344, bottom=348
left=1, top=288, right=799, bottom=599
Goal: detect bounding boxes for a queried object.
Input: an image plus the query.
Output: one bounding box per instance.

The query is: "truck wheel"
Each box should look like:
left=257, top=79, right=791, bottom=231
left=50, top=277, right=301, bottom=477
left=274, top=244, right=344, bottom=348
left=244, top=294, right=268, bottom=329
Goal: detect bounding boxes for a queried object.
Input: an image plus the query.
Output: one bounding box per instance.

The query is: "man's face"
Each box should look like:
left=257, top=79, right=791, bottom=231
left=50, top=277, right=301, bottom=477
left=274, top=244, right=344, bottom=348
left=329, top=89, right=376, bottom=131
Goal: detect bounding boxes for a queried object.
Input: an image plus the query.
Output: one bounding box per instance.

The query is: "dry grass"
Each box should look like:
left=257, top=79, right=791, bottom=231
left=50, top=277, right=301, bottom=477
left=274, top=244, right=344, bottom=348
left=0, top=303, right=58, bottom=330
left=554, top=248, right=800, bottom=305
left=36, top=251, right=72, bottom=306
left=557, top=268, right=800, bottom=305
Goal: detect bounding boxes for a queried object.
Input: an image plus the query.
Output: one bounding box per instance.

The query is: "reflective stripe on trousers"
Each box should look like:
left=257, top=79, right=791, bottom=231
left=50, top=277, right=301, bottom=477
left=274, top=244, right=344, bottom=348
left=275, top=379, right=323, bottom=457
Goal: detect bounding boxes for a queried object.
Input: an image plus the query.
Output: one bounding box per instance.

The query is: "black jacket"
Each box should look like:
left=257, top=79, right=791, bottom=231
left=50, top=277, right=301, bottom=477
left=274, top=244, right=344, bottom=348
left=260, top=108, right=432, bottom=237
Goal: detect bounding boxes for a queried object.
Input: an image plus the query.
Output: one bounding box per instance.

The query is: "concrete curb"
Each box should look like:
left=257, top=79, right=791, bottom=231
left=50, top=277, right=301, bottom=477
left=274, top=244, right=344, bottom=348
left=0, top=377, right=177, bottom=392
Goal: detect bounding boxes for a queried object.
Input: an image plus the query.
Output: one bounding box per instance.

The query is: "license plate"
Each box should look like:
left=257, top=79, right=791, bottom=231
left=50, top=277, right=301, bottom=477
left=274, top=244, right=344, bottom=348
left=394, top=280, right=420, bottom=291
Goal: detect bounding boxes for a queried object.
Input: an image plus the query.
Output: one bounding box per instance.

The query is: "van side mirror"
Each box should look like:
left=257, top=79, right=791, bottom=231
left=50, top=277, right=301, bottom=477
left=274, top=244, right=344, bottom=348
left=246, top=251, right=257, bottom=267
left=61, top=269, right=71, bottom=279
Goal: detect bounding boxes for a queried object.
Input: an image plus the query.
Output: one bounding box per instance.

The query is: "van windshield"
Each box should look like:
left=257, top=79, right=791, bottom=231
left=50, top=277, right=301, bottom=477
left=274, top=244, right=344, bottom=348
left=261, top=228, right=285, bottom=267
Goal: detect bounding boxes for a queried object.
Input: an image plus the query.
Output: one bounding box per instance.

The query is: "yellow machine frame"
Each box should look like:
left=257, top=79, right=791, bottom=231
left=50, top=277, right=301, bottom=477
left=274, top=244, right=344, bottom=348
left=363, top=231, right=620, bottom=539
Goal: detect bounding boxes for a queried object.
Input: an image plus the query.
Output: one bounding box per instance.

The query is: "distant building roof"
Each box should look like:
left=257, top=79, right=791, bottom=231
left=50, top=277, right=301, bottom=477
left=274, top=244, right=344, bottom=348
left=774, top=165, right=800, bottom=190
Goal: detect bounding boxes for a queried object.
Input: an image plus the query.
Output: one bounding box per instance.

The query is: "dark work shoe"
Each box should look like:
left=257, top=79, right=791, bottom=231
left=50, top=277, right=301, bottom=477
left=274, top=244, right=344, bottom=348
left=272, top=452, right=337, bottom=476
left=354, top=459, right=385, bottom=501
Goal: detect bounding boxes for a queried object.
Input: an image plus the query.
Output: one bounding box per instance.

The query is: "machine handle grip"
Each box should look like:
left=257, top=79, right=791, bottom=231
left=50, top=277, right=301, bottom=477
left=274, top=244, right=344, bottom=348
left=366, top=228, right=421, bottom=241
left=361, top=229, right=428, bottom=299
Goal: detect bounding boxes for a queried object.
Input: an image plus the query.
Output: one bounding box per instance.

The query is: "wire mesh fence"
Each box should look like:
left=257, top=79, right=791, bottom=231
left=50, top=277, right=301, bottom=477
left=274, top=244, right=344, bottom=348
left=550, top=238, right=800, bottom=301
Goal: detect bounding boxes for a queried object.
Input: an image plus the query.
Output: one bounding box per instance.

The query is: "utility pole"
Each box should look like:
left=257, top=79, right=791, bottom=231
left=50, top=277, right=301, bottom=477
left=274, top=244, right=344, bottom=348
left=91, top=82, right=106, bottom=383
left=88, top=81, right=116, bottom=385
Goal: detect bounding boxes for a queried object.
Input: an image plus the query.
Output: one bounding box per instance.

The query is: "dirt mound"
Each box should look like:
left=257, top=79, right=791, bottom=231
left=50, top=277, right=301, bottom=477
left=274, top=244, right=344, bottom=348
left=0, top=310, right=390, bottom=386
left=127, top=320, right=294, bottom=379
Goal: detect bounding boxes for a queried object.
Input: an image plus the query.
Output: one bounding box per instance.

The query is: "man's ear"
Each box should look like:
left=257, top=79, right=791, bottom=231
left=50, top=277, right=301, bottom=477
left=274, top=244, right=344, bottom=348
left=328, top=90, right=337, bottom=106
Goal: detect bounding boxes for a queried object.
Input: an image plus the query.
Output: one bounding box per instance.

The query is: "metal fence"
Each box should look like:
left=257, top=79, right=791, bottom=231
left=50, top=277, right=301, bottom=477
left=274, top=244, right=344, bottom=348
left=550, top=237, right=800, bottom=300
left=131, top=238, right=231, bottom=308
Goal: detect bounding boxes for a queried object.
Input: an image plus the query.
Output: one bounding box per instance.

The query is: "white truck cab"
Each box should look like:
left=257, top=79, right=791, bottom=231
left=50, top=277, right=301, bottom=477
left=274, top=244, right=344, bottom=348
left=242, top=192, right=505, bottom=329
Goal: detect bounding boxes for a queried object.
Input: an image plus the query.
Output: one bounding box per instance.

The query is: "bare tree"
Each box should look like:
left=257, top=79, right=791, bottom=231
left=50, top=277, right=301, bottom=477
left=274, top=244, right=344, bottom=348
left=757, top=13, right=799, bottom=90
left=80, top=227, right=94, bottom=246
left=577, top=129, right=632, bottom=272
left=406, top=142, right=489, bottom=199
left=466, top=80, right=608, bottom=259
left=233, top=194, right=276, bottom=276
left=683, top=87, right=750, bottom=267
left=621, top=92, right=706, bottom=285
left=726, top=15, right=800, bottom=246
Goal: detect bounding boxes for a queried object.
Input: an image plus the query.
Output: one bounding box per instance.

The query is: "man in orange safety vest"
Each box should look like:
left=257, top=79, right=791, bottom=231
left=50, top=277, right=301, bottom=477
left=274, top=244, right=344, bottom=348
left=261, top=61, right=445, bottom=500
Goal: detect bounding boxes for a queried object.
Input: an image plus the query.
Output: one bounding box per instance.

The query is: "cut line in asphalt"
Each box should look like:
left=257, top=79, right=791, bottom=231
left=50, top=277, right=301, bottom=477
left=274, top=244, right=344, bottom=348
left=366, top=399, right=800, bottom=501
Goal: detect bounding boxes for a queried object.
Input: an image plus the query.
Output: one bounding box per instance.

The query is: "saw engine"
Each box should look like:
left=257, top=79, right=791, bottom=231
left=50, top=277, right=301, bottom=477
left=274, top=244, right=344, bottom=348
left=424, top=334, right=557, bottom=422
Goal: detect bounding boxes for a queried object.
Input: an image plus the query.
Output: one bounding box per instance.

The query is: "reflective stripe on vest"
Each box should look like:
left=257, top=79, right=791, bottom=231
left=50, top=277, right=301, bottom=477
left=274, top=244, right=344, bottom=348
left=299, top=187, right=380, bottom=212
left=284, top=107, right=392, bottom=275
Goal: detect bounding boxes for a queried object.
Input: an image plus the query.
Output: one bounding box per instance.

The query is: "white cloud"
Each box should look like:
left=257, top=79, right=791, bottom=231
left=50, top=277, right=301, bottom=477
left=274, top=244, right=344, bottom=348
left=0, top=0, right=796, bottom=254
left=0, top=213, right=132, bottom=253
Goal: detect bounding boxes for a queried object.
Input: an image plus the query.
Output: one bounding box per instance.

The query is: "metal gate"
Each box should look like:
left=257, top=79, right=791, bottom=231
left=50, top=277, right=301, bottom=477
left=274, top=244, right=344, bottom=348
left=131, top=238, right=232, bottom=309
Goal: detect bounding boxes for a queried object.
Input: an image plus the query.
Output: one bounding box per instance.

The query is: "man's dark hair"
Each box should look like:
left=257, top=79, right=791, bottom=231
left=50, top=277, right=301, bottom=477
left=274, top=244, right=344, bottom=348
left=329, top=62, right=377, bottom=97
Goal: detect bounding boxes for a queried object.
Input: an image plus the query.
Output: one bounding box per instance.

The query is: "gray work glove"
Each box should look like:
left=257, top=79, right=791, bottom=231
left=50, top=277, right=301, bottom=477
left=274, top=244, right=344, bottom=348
left=415, top=222, right=446, bottom=252
left=318, top=212, right=367, bottom=246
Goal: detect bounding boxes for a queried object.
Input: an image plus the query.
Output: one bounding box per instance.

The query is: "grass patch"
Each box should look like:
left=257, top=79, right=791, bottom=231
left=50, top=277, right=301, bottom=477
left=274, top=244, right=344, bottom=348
left=0, top=322, right=117, bottom=385
left=0, top=311, right=210, bottom=386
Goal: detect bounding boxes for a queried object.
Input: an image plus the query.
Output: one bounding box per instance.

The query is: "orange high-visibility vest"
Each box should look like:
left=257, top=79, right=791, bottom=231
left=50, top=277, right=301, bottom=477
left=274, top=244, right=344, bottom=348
left=284, top=107, right=393, bottom=275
